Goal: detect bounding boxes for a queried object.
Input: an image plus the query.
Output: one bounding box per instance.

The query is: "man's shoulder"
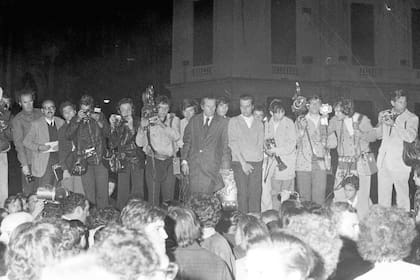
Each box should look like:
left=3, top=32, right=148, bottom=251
left=405, top=110, right=419, bottom=120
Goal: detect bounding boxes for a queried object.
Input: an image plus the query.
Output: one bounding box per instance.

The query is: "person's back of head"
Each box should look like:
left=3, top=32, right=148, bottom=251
left=7, top=221, right=65, bottom=280
left=261, top=209, right=279, bottom=225
left=235, top=214, right=270, bottom=251
left=92, top=224, right=168, bottom=280
left=86, top=207, right=120, bottom=230
left=280, top=200, right=304, bottom=227
left=285, top=213, right=342, bottom=280
left=187, top=193, right=222, bottom=229
left=246, top=232, right=316, bottom=280
left=40, top=253, right=119, bottom=280
left=120, top=199, right=165, bottom=230
left=328, top=202, right=359, bottom=241
left=358, top=205, right=416, bottom=263
left=168, top=206, right=201, bottom=248
left=61, top=192, right=89, bottom=224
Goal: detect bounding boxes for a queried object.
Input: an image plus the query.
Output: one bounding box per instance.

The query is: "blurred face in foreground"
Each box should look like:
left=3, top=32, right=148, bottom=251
left=246, top=246, right=303, bottom=280
left=144, top=220, right=168, bottom=257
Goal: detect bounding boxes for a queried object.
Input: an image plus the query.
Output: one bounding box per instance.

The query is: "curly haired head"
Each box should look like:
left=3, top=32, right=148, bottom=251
left=285, top=213, right=342, bottom=280
left=168, top=206, right=201, bottom=248
left=333, top=98, right=354, bottom=117
left=7, top=221, right=66, bottom=280
left=358, top=205, right=416, bottom=262
left=188, top=194, right=222, bottom=228
left=236, top=214, right=270, bottom=250
left=120, top=199, right=166, bottom=231
left=93, top=224, right=163, bottom=280
left=87, top=207, right=120, bottom=230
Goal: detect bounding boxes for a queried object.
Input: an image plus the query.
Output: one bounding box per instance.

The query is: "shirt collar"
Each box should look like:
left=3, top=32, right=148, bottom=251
left=45, top=118, right=54, bottom=126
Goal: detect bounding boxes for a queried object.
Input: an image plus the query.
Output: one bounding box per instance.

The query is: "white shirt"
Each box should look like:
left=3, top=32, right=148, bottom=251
left=306, top=113, right=320, bottom=127
left=203, top=115, right=214, bottom=126
left=344, top=117, right=354, bottom=136
left=241, top=115, right=254, bottom=128
left=355, top=260, right=420, bottom=280
left=45, top=118, right=55, bottom=126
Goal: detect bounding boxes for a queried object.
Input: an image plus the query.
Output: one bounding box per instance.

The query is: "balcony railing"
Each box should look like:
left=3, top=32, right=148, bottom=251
left=192, top=65, right=213, bottom=79
left=359, top=66, right=382, bottom=79
left=272, top=64, right=298, bottom=76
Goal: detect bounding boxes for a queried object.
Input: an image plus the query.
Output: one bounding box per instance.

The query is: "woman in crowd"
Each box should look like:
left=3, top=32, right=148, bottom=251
left=168, top=206, right=232, bottom=280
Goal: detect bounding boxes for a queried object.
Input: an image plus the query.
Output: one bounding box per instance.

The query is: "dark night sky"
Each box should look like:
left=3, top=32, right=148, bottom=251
left=1, top=0, right=174, bottom=115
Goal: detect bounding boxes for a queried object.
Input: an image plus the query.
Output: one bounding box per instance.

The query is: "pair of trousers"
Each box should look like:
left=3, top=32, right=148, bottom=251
left=35, top=154, right=58, bottom=190
left=232, top=161, right=263, bottom=213
left=296, top=170, right=327, bottom=205
left=145, top=156, right=175, bottom=206
left=81, top=163, right=109, bottom=208
left=0, top=153, right=8, bottom=207
left=271, top=178, right=294, bottom=211
left=117, top=162, right=145, bottom=210
left=378, top=163, right=410, bottom=211
left=61, top=175, right=84, bottom=195
left=21, top=164, right=37, bottom=195
left=334, top=171, right=371, bottom=218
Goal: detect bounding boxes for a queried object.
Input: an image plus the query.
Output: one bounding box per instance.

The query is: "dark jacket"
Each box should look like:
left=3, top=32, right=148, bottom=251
left=181, top=113, right=230, bottom=193
left=331, top=237, right=373, bottom=280
left=0, top=110, right=12, bottom=152
left=65, top=112, right=110, bottom=165
left=109, top=117, right=145, bottom=168
left=58, top=122, right=74, bottom=171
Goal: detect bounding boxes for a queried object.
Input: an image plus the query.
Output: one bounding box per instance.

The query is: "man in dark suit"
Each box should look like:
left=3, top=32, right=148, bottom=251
left=181, top=96, right=230, bottom=194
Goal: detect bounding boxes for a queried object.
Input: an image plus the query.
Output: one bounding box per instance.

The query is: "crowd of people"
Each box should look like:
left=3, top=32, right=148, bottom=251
left=0, top=85, right=419, bottom=279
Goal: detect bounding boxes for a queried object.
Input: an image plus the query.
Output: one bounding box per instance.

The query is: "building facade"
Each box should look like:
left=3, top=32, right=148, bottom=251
left=169, top=0, right=420, bottom=118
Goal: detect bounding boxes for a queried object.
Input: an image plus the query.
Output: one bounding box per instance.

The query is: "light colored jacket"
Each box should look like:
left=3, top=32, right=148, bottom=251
left=228, top=115, right=264, bottom=163
left=328, top=113, right=377, bottom=157
left=376, top=109, right=418, bottom=172
left=11, top=109, right=43, bottom=167
left=296, top=114, right=329, bottom=172
left=265, top=116, right=297, bottom=180
left=136, top=114, right=180, bottom=159
left=23, top=116, right=65, bottom=177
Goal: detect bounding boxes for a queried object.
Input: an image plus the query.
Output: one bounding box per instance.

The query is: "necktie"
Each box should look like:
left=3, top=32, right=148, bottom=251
left=203, top=117, right=210, bottom=135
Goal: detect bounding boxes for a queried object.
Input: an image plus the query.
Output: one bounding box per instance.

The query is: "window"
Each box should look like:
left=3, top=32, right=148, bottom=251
left=412, top=9, right=420, bottom=69
left=271, top=0, right=296, bottom=65
left=351, top=3, right=375, bottom=66
left=193, top=0, right=213, bottom=66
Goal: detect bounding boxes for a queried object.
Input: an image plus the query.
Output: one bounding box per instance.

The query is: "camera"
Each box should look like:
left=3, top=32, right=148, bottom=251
left=381, top=109, right=399, bottom=123
left=36, top=184, right=69, bottom=203
left=265, top=138, right=287, bottom=171
left=141, top=86, right=159, bottom=126
left=25, top=174, right=35, bottom=183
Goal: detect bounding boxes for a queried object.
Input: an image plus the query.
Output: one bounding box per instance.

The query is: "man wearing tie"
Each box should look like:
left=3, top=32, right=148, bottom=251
left=181, top=96, right=230, bottom=194
left=23, top=100, right=64, bottom=188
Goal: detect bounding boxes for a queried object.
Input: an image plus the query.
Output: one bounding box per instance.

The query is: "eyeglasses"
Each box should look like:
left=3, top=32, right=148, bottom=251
left=154, top=262, right=179, bottom=280
left=43, top=106, right=56, bottom=110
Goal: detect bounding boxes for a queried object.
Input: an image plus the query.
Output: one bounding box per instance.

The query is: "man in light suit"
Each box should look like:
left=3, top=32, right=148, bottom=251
left=181, top=96, right=230, bottom=194
left=376, top=90, right=419, bottom=211
left=23, top=100, right=65, bottom=189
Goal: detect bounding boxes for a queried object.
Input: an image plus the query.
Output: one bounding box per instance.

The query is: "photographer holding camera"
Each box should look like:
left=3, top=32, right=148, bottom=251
left=109, top=98, right=145, bottom=210
left=66, top=95, right=111, bottom=208
left=375, top=90, right=419, bottom=211
left=136, top=95, right=180, bottom=206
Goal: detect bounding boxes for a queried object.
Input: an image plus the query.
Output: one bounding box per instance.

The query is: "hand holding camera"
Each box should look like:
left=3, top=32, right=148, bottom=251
left=38, top=144, right=50, bottom=152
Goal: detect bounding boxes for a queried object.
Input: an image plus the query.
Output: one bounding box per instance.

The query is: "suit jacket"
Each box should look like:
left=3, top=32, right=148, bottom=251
left=23, top=116, right=65, bottom=177
left=181, top=113, right=230, bottom=193
left=58, top=122, right=73, bottom=172
left=376, top=109, right=418, bottom=173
